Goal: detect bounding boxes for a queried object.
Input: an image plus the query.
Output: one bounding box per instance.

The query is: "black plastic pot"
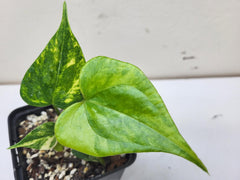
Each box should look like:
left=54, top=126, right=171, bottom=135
left=8, top=105, right=137, bottom=180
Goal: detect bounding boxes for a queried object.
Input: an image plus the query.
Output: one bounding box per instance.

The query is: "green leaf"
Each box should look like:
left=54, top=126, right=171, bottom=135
left=20, top=2, right=85, bottom=109
left=53, top=142, right=64, bottom=151
left=55, top=56, right=208, bottom=172
left=9, top=122, right=56, bottom=150
left=72, top=149, right=105, bottom=165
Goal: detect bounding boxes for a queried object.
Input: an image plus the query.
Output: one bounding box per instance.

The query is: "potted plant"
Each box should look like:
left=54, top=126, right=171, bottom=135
left=8, top=2, right=208, bottom=180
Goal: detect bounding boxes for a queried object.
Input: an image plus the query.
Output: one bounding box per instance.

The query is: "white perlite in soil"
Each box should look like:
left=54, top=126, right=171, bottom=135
left=18, top=108, right=127, bottom=180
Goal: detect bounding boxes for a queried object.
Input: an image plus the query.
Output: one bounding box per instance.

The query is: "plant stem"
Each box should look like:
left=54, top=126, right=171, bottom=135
left=53, top=105, right=60, bottom=115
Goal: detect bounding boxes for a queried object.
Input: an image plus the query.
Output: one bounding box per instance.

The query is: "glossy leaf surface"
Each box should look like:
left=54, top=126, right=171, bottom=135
left=9, top=122, right=56, bottom=150
left=20, top=2, right=85, bottom=109
left=55, top=56, right=207, bottom=172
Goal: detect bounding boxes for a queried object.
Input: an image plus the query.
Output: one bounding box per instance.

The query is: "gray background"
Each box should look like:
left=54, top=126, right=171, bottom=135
left=1, top=0, right=240, bottom=83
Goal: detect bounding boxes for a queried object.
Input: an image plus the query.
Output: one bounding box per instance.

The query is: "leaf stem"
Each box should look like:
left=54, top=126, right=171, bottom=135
left=53, top=105, right=60, bottom=115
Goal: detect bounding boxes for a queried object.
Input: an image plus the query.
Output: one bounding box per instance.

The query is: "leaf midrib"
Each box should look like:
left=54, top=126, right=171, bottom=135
left=52, top=4, right=70, bottom=106
left=10, top=135, right=55, bottom=149
left=82, top=102, right=160, bottom=150
left=83, top=99, right=192, bottom=157
left=80, top=84, right=189, bottom=152
left=52, top=28, right=66, bottom=105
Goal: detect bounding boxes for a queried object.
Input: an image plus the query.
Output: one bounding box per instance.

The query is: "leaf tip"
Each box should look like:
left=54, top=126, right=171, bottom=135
left=202, top=165, right=209, bottom=175
left=194, top=157, right=209, bottom=174
left=63, top=1, right=67, bottom=15
left=63, top=1, right=67, bottom=10
left=61, top=1, right=69, bottom=25
left=8, top=145, right=16, bottom=150
left=201, top=166, right=209, bottom=174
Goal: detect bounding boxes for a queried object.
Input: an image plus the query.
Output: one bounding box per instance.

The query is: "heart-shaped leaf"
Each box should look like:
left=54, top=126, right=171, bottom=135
left=9, top=122, right=56, bottom=150
left=20, top=2, right=85, bottom=109
left=55, top=56, right=208, bottom=172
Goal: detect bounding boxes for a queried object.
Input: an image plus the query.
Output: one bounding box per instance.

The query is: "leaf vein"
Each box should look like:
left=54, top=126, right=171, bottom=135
left=87, top=100, right=188, bottom=153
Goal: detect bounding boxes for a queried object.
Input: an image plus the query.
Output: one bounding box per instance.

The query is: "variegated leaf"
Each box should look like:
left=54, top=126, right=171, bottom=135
left=55, top=56, right=208, bottom=173
left=9, top=122, right=56, bottom=150
left=20, top=2, right=85, bottom=109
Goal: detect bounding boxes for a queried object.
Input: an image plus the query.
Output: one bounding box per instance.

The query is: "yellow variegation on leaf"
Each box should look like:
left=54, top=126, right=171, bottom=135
left=13, top=2, right=208, bottom=174
left=55, top=56, right=208, bottom=173
left=9, top=122, right=57, bottom=150
left=20, top=2, right=85, bottom=109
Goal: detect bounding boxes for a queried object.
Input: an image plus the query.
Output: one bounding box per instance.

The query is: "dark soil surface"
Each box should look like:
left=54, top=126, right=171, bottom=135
left=18, top=108, right=127, bottom=180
